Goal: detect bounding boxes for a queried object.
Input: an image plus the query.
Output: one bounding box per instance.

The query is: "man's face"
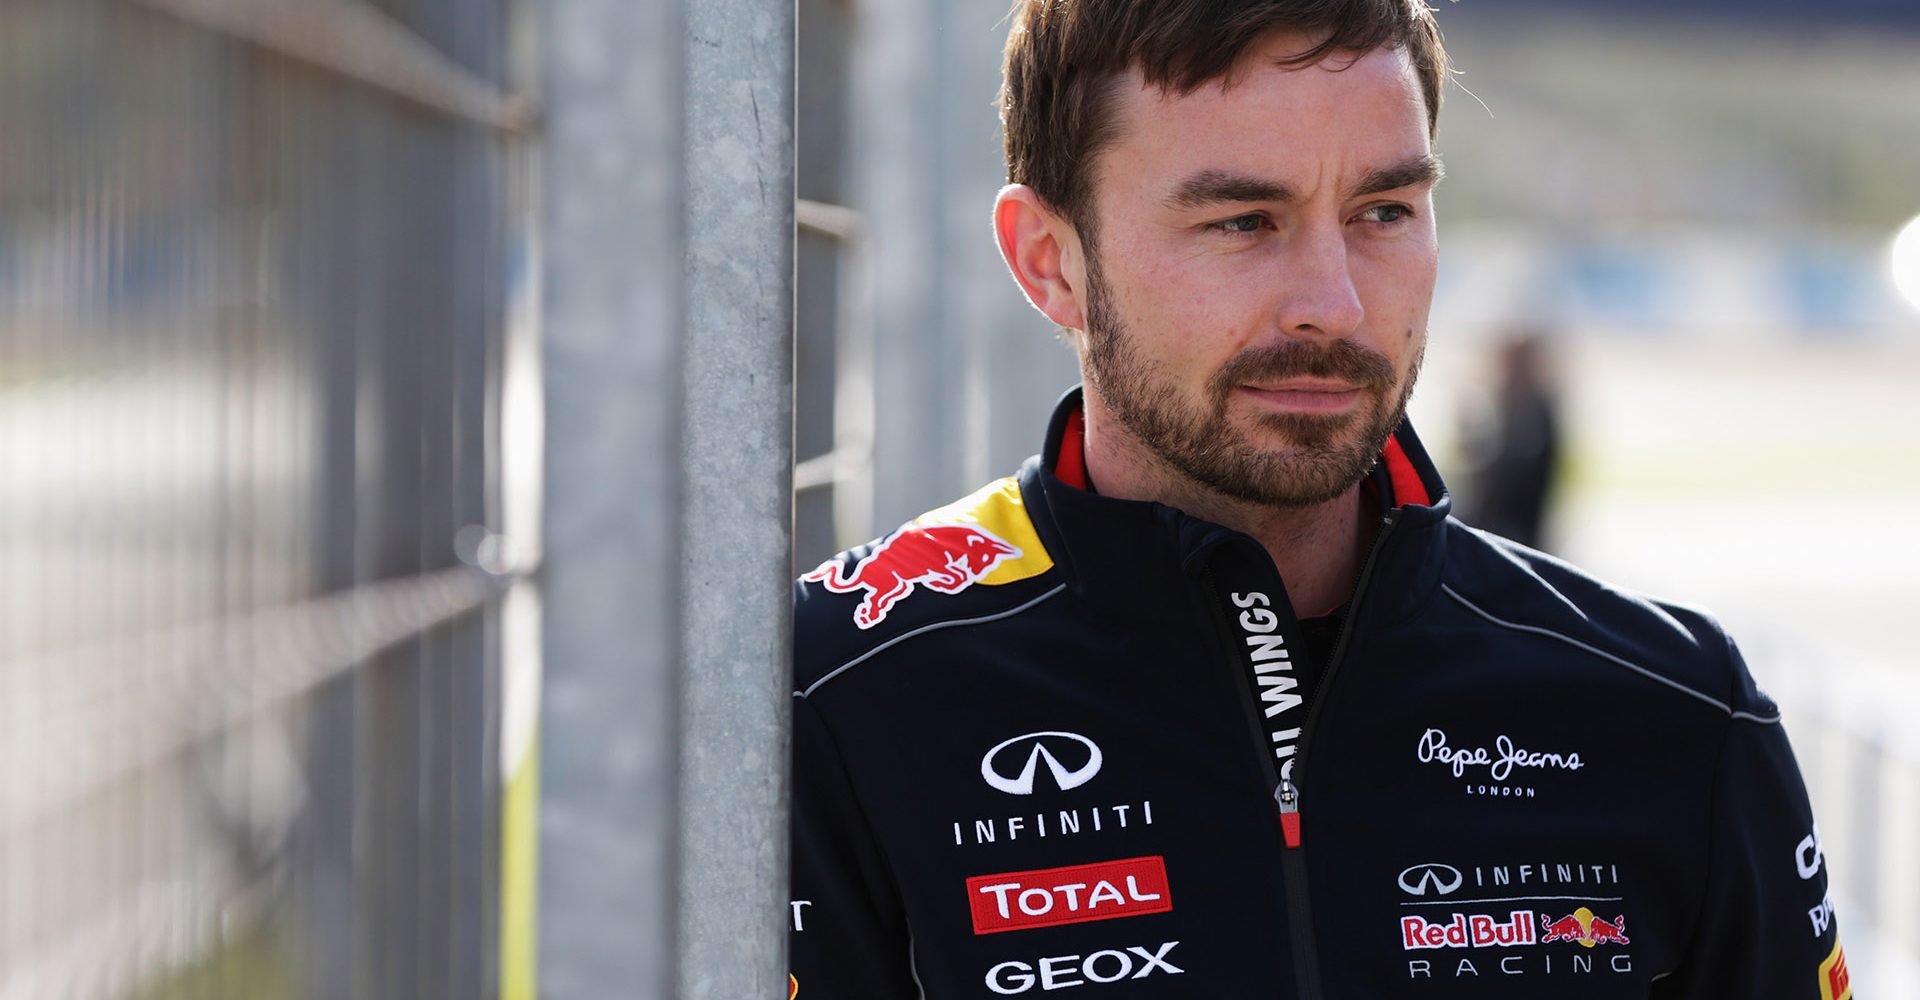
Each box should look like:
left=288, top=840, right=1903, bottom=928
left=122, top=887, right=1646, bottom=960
left=1077, top=34, right=1439, bottom=508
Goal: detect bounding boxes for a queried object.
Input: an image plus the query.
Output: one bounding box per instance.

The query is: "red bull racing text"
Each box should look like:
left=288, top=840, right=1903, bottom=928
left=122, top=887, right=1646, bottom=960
left=1401, top=911, right=1537, bottom=950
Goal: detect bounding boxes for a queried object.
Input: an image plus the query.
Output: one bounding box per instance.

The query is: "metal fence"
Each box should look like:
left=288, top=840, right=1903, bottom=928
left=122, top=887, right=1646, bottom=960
left=1778, top=663, right=1920, bottom=992
left=0, top=1, right=530, bottom=996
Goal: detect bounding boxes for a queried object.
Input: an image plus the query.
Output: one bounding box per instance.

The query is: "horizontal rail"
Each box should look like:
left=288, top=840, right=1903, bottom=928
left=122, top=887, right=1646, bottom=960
left=125, top=0, right=535, bottom=132
left=0, top=563, right=516, bottom=832
left=794, top=446, right=872, bottom=493
left=797, top=198, right=862, bottom=241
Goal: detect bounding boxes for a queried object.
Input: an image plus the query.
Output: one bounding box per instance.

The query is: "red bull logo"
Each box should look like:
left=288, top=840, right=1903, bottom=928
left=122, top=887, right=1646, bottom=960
left=1400, top=910, right=1538, bottom=950
left=803, top=524, right=1021, bottom=629
left=1540, top=907, right=1630, bottom=947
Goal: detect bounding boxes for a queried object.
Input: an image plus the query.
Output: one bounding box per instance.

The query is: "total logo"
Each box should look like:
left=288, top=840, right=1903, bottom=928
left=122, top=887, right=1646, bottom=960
left=967, top=856, right=1173, bottom=935
left=984, top=941, right=1183, bottom=995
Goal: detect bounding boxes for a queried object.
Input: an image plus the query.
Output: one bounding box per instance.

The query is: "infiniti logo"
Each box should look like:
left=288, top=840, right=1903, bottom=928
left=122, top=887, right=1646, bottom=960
left=1397, top=863, right=1464, bottom=897
left=981, top=731, right=1103, bottom=796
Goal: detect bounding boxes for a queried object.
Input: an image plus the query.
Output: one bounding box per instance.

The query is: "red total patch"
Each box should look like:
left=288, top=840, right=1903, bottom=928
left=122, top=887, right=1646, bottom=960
left=966, top=856, right=1173, bottom=935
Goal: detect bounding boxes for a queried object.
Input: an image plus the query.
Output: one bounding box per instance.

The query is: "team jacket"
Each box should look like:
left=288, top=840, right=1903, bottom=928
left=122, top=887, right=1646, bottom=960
left=790, top=388, right=1846, bottom=1000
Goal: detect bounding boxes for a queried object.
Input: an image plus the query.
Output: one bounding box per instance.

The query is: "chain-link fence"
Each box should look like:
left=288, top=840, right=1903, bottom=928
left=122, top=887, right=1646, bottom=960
left=0, top=1, right=532, bottom=995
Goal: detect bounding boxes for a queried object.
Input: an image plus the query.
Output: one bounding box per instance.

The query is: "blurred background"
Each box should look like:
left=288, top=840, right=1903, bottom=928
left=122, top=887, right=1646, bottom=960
left=1, top=0, right=1915, bottom=996
left=0, top=1, right=537, bottom=996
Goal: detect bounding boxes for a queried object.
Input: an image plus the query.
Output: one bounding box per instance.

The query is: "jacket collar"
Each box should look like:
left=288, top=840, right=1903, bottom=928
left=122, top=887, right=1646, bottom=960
left=1017, top=386, right=1452, bottom=625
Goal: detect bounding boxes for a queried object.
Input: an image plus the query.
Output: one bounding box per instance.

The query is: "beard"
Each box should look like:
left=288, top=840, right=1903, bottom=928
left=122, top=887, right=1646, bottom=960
left=1081, top=247, right=1423, bottom=509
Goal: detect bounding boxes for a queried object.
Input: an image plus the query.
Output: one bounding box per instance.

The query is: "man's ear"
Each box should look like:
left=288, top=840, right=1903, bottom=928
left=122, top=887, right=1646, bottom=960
left=993, top=185, right=1087, bottom=333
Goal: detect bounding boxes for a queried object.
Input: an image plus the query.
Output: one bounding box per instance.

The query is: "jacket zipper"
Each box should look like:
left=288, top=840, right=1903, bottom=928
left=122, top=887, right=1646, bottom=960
left=1292, top=508, right=1401, bottom=803
left=1210, top=509, right=1401, bottom=1000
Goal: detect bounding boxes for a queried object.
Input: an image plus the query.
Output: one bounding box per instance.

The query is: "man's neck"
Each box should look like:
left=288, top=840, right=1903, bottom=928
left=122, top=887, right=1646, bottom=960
left=1081, top=402, right=1378, bottom=618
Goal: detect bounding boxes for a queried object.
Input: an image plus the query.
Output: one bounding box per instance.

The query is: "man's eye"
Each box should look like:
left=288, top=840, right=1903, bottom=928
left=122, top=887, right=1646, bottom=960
left=1359, top=204, right=1413, bottom=224
left=1210, top=214, right=1267, bottom=234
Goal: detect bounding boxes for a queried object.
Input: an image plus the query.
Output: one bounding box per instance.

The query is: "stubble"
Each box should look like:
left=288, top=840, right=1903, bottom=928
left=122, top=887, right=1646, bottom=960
left=1080, top=246, right=1423, bottom=508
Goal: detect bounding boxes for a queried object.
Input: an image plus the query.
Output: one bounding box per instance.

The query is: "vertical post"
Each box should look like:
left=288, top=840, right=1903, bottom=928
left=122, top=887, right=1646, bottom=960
left=540, top=0, right=792, bottom=995
left=678, top=1, right=795, bottom=999
left=537, top=0, right=686, bottom=995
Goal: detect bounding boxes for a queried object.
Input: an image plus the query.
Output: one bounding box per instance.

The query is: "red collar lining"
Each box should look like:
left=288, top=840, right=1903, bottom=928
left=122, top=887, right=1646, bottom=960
left=1054, top=403, right=1429, bottom=509
left=1381, top=434, right=1431, bottom=508
left=1056, top=405, right=1089, bottom=490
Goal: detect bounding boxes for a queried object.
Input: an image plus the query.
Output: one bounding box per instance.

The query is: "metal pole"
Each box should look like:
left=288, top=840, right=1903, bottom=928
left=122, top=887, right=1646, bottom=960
left=677, top=0, right=795, bottom=997
left=538, top=0, right=686, bottom=995
left=540, top=0, right=792, bottom=995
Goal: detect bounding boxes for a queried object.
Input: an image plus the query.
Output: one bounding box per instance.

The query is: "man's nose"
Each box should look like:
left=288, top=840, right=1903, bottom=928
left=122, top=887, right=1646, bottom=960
left=1272, top=224, right=1364, bottom=339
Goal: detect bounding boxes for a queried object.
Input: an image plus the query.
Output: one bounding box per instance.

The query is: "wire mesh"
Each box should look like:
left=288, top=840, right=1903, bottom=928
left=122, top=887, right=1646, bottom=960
left=0, top=1, right=527, bottom=996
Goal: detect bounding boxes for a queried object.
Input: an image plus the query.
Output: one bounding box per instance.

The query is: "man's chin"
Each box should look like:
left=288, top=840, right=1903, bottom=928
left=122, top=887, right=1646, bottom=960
left=1172, top=438, right=1367, bottom=507
left=1189, top=409, right=1401, bottom=506
left=1241, top=408, right=1371, bottom=452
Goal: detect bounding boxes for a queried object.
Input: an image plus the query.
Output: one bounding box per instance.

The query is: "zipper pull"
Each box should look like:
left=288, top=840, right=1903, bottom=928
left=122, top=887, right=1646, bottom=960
left=1276, top=778, right=1302, bottom=849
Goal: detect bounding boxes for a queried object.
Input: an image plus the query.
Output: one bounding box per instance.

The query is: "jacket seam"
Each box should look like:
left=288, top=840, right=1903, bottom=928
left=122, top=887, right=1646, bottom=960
left=1440, top=583, right=1781, bottom=724
left=796, top=583, right=1068, bottom=698
left=1665, top=705, right=1738, bottom=989
left=794, top=693, right=920, bottom=985
left=906, top=919, right=929, bottom=1000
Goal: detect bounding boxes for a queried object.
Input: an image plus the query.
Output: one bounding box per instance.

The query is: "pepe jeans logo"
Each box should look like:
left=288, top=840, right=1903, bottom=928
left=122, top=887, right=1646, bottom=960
left=1417, top=728, right=1584, bottom=799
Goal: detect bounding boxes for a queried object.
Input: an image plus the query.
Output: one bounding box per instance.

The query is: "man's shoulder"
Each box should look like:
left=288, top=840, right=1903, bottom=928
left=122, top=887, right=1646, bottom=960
left=793, top=475, right=1066, bottom=698
left=1438, top=519, right=1775, bottom=720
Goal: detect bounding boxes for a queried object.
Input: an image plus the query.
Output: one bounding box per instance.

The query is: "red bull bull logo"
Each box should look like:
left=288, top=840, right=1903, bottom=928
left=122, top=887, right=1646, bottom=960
left=1540, top=907, right=1630, bottom=947
left=803, top=524, right=1021, bottom=629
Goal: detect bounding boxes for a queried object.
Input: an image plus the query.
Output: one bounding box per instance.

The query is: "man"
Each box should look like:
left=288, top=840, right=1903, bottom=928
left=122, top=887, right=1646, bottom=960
left=1461, top=332, right=1563, bottom=549
left=790, top=1, right=1845, bottom=997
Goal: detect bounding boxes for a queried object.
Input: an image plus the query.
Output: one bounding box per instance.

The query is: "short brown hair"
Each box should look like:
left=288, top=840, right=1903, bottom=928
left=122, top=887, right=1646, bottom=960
left=1000, top=0, right=1449, bottom=237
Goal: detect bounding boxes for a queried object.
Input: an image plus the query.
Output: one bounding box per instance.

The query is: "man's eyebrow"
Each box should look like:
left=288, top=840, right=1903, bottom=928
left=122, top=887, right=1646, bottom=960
left=1163, top=169, right=1295, bottom=211
left=1162, top=156, right=1444, bottom=212
left=1351, top=154, right=1445, bottom=198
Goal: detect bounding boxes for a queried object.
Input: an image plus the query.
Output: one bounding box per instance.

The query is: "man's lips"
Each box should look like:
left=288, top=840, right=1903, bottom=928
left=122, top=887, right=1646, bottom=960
left=1236, top=381, right=1368, bottom=413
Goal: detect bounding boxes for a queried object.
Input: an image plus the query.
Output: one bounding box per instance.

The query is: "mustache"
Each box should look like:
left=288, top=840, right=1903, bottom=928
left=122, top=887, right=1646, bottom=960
left=1208, top=338, right=1397, bottom=401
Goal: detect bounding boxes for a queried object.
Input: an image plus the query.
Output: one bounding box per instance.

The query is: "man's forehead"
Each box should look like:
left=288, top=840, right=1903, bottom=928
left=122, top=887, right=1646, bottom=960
left=1114, top=38, right=1420, bottom=127
left=1099, top=40, right=1428, bottom=195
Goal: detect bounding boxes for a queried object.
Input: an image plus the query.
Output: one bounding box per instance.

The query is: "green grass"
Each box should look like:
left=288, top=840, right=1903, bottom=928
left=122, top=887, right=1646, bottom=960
left=125, top=915, right=292, bottom=1000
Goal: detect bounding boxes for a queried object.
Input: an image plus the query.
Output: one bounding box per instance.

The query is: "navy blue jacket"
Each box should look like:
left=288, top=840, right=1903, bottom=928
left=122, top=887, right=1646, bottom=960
left=790, top=388, right=1846, bottom=999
